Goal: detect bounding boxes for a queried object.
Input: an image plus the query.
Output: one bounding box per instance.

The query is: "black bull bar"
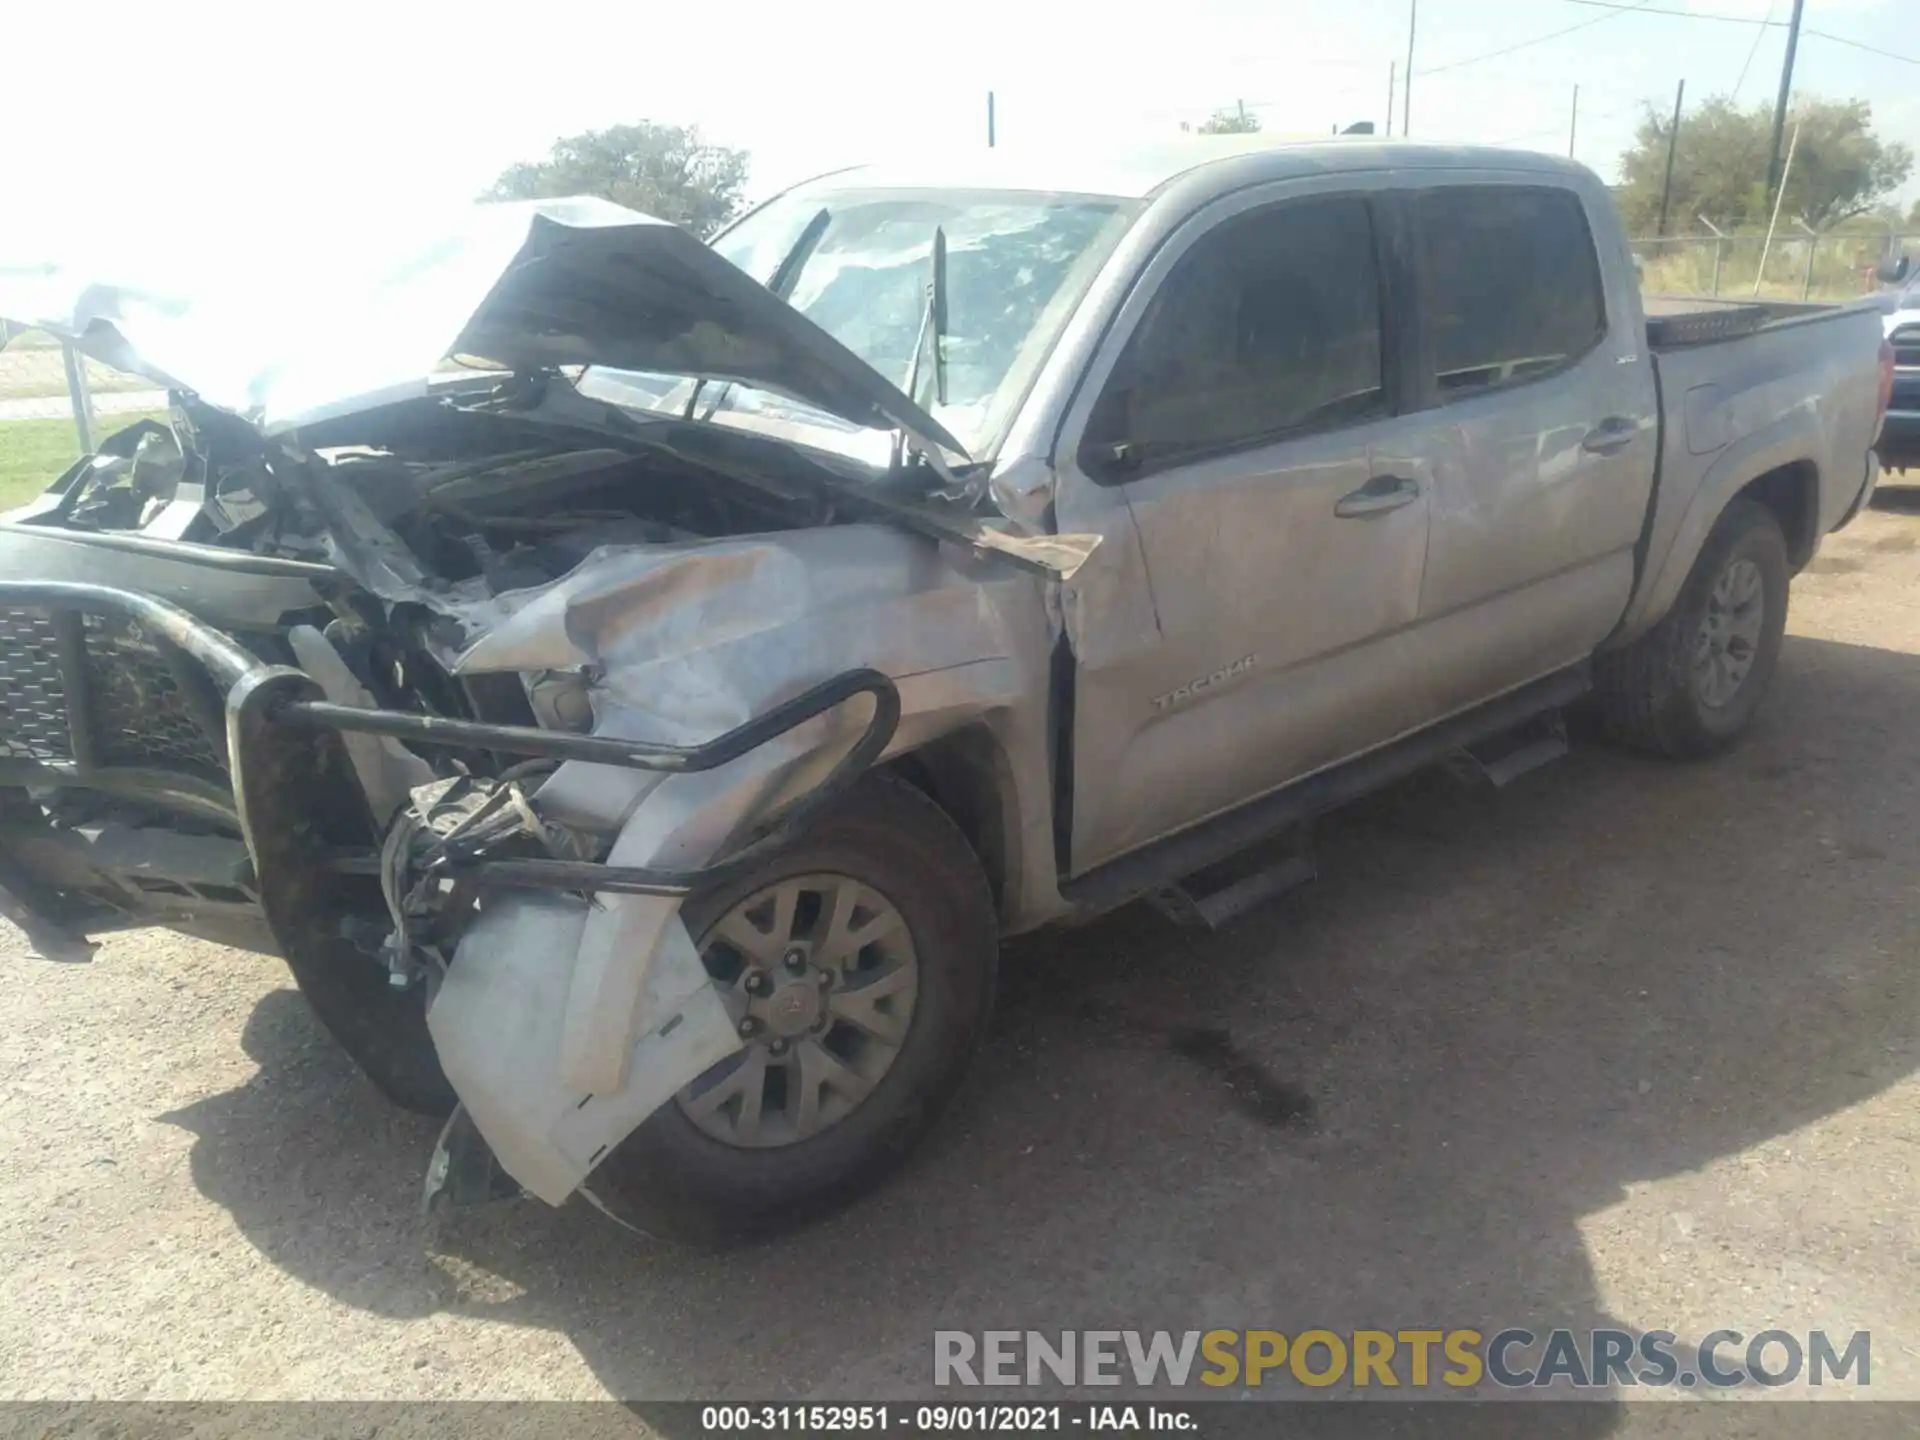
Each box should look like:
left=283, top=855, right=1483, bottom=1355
left=0, top=580, right=901, bottom=899
left=0, top=581, right=899, bottom=1114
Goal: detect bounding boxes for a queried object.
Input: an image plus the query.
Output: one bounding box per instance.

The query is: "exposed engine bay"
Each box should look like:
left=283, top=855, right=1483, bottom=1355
left=0, top=196, right=1071, bottom=1217
left=1, top=373, right=962, bottom=957
left=36, top=384, right=835, bottom=630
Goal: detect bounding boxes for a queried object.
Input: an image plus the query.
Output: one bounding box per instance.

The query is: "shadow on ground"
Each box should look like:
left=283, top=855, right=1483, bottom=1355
left=1868, top=481, right=1920, bottom=517
left=159, top=635, right=1920, bottom=1431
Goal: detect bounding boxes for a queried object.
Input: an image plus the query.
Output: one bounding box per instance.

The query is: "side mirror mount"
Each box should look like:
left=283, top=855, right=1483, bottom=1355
left=1080, top=440, right=1142, bottom=479
left=1877, top=252, right=1911, bottom=286
left=1079, top=383, right=1141, bottom=479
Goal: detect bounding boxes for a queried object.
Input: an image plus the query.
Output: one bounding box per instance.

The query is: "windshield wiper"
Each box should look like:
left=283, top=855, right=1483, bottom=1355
left=684, top=206, right=831, bottom=424
left=892, top=225, right=949, bottom=472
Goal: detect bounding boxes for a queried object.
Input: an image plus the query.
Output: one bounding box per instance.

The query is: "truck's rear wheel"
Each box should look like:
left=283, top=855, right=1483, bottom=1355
left=1594, top=497, right=1789, bottom=758
left=595, top=774, right=997, bottom=1244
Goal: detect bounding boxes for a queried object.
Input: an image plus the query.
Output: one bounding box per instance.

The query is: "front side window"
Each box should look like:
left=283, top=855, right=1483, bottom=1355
left=1086, top=197, right=1386, bottom=471
left=1416, top=185, right=1606, bottom=397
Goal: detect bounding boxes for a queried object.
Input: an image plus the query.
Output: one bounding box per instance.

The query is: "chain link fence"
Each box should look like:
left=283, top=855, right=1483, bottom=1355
left=0, top=322, right=165, bottom=509
left=0, top=321, right=164, bottom=433
left=1631, top=230, right=1918, bottom=303
left=0, top=322, right=167, bottom=504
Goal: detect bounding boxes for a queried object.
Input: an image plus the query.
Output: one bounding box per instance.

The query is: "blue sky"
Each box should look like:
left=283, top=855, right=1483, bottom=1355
left=2, top=0, right=1913, bottom=247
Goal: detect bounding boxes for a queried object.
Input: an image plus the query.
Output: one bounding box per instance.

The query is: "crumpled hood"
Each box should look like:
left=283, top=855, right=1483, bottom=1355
left=0, top=195, right=965, bottom=457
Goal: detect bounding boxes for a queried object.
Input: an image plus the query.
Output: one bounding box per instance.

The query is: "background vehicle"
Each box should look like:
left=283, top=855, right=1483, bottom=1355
left=1874, top=251, right=1920, bottom=475
left=0, top=138, right=1889, bottom=1241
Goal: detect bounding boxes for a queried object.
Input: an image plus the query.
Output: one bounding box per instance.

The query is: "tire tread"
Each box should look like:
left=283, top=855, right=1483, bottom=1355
left=1594, top=498, right=1788, bottom=758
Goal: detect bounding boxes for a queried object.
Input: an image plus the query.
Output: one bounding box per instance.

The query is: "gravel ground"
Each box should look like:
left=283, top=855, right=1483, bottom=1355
left=1, top=501, right=1918, bottom=1427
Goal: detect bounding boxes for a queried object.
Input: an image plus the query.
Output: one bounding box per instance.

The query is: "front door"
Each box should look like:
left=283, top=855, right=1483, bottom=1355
left=1053, top=181, right=1437, bottom=873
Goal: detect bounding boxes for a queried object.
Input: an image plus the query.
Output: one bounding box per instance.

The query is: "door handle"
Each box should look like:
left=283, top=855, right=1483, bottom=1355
left=1335, top=475, right=1421, bottom=518
left=1581, top=416, right=1638, bottom=455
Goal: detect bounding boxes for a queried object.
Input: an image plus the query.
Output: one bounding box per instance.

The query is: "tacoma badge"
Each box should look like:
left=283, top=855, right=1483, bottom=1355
left=1153, top=654, right=1258, bottom=713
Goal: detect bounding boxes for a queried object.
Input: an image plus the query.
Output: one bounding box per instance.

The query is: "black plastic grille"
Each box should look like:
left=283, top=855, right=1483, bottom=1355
left=83, top=614, right=225, bottom=776
left=0, top=608, right=72, bottom=762
left=0, top=607, right=225, bottom=778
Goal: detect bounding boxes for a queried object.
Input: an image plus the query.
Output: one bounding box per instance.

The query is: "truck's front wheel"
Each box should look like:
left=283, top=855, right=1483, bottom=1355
left=1594, top=497, right=1789, bottom=758
left=596, top=774, right=997, bottom=1243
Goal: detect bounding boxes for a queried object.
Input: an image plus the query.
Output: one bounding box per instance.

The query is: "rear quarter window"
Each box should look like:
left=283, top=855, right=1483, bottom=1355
left=1415, top=185, right=1607, bottom=398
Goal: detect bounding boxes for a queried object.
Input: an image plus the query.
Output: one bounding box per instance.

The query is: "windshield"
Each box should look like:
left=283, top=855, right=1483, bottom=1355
left=581, top=185, right=1138, bottom=464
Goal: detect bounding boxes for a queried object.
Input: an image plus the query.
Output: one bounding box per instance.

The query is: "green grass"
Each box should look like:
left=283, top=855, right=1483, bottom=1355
left=0, top=412, right=165, bottom=511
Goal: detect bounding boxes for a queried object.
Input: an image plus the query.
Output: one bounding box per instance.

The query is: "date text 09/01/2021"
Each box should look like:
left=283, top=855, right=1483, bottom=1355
left=698, top=1405, right=1196, bottom=1433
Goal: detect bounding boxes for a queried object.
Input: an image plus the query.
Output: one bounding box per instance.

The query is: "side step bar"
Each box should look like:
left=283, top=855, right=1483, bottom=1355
left=1061, top=664, right=1591, bottom=916
left=1449, top=711, right=1570, bottom=789
left=1147, top=824, right=1317, bottom=931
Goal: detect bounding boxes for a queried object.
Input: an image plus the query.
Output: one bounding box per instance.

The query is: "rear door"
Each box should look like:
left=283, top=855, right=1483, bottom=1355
left=1396, top=179, right=1658, bottom=715
left=1053, top=179, right=1438, bottom=872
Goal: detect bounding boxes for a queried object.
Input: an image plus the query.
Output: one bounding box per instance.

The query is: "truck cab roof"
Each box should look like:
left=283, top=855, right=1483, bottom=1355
left=778, top=137, right=1597, bottom=204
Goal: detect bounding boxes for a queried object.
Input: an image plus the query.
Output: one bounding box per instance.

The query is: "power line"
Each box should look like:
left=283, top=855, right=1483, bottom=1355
left=1559, top=0, right=1920, bottom=67
left=1561, top=2, right=1919, bottom=71
left=1416, top=0, right=1660, bottom=78
left=1803, top=30, right=1920, bottom=67
left=1487, top=91, right=1656, bottom=147
left=1562, top=0, right=1780, bottom=24
left=1734, top=0, right=1778, bottom=97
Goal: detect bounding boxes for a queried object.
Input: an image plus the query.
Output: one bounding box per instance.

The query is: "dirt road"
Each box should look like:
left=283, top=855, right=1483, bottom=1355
left=2, top=501, right=1918, bottom=1423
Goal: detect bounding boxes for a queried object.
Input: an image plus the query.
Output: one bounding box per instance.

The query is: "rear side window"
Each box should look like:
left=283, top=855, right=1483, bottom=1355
left=1415, top=186, right=1605, bottom=398
left=1085, top=197, right=1385, bottom=471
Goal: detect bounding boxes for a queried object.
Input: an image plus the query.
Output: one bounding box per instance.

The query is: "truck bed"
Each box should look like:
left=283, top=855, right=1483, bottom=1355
left=1613, top=290, right=1887, bottom=643
left=1642, top=293, right=1872, bottom=350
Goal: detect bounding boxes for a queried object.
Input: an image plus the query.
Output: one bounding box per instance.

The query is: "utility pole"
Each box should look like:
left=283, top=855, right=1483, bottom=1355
left=1655, top=79, right=1685, bottom=238
left=987, top=90, right=996, bottom=148
left=1568, top=84, right=1580, bottom=158
left=1402, top=0, right=1417, bottom=136
left=1766, top=0, right=1806, bottom=202
left=1386, top=60, right=1396, bottom=138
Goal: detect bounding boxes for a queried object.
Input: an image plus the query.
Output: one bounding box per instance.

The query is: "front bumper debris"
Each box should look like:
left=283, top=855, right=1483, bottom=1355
left=0, top=580, right=899, bottom=899
left=0, top=579, right=902, bottom=1189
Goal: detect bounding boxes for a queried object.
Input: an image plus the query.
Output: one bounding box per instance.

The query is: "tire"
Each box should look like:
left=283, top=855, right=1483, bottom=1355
left=1594, top=497, right=1790, bottom=759
left=283, top=941, right=458, bottom=1117
left=595, top=773, right=998, bottom=1244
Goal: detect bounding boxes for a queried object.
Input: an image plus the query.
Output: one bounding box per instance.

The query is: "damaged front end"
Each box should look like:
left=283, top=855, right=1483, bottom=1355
left=0, top=196, right=1079, bottom=1215
left=0, top=576, right=902, bottom=1203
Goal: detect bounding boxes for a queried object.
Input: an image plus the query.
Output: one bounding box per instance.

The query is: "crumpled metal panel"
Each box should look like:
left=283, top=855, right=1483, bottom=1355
left=424, top=520, right=1060, bottom=1202
left=427, top=891, right=739, bottom=1207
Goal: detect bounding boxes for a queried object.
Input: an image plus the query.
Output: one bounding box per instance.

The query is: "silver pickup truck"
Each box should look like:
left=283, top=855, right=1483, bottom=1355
left=0, top=139, right=1890, bottom=1242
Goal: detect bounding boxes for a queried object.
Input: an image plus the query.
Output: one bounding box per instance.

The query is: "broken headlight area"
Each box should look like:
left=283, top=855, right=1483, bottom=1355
left=0, top=376, right=898, bottom=1035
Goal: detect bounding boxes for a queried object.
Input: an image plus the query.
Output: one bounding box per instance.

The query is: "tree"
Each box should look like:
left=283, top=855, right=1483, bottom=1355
left=1615, top=95, right=1912, bottom=235
left=1197, top=105, right=1261, bottom=135
left=486, top=122, right=749, bottom=238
